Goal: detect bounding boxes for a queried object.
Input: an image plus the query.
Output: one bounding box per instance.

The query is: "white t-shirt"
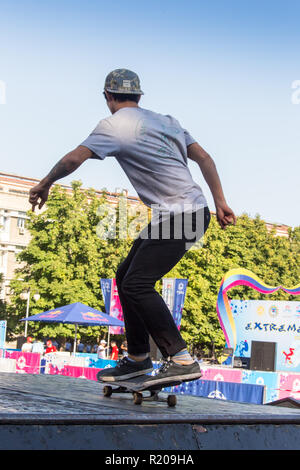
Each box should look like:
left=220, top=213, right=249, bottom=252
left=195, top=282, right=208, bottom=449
left=97, top=345, right=106, bottom=359
left=21, top=342, right=32, bottom=353
left=81, top=107, right=207, bottom=219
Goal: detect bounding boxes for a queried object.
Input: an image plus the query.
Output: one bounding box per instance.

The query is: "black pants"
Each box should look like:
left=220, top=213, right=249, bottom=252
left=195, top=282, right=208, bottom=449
left=116, top=206, right=211, bottom=358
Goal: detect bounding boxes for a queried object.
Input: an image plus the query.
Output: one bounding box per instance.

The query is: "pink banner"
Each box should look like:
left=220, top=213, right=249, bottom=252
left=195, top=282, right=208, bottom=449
left=109, top=278, right=124, bottom=335
left=200, top=366, right=243, bottom=383
left=277, top=372, right=300, bottom=400
left=5, top=351, right=41, bottom=374
left=47, top=364, right=102, bottom=381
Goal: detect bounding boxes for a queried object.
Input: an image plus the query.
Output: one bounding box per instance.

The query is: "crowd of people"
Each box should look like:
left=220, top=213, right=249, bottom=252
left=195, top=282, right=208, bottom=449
left=21, top=336, right=128, bottom=360
left=21, top=337, right=57, bottom=355
left=96, top=339, right=128, bottom=360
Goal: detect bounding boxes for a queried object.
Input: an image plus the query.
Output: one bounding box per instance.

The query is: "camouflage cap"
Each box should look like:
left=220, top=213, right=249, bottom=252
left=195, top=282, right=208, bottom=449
left=104, top=68, right=144, bottom=95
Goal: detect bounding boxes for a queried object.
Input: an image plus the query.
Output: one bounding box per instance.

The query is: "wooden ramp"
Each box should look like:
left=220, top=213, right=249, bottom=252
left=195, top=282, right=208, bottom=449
left=0, top=372, right=300, bottom=450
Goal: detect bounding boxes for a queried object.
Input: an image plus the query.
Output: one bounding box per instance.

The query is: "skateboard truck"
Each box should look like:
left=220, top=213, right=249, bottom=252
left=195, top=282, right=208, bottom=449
left=101, top=381, right=180, bottom=407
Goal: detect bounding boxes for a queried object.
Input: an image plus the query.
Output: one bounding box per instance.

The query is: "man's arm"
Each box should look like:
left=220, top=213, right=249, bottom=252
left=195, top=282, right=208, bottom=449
left=187, top=142, right=236, bottom=229
left=29, top=145, right=92, bottom=211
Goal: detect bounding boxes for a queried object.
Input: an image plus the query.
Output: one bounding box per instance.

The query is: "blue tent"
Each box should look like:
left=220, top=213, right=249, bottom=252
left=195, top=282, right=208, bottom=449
left=20, top=302, right=124, bottom=353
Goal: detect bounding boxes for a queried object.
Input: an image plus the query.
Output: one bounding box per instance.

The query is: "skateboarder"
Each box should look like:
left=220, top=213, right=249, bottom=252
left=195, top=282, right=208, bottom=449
left=29, top=69, right=236, bottom=386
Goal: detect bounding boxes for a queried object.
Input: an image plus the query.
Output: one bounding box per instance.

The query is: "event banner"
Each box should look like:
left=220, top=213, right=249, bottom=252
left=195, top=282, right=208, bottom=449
left=100, top=279, right=112, bottom=314
left=109, top=278, right=124, bottom=335
left=164, top=378, right=264, bottom=405
left=231, top=299, right=300, bottom=372
left=5, top=350, right=41, bottom=374
left=242, top=369, right=279, bottom=403
left=162, top=278, right=188, bottom=329
left=0, top=321, right=6, bottom=349
left=278, top=372, right=300, bottom=401
left=100, top=278, right=124, bottom=335
left=47, top=363, right=103, bottom=381
left=101, top=277, right=187, bottom=334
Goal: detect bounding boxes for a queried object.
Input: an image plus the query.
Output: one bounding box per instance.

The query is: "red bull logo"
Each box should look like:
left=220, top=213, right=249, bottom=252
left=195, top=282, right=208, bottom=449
left=82, top=311, right=108, bottom=323
left=39, top=310, right=63, bottom=319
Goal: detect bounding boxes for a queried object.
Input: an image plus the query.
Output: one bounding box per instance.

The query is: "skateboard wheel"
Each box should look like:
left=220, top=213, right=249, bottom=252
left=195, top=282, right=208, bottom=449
left=167, top=395, right=177, bottom=407
left=133, top=392, right=143, bottom=405
left=103, top=385, right=113, bottom=397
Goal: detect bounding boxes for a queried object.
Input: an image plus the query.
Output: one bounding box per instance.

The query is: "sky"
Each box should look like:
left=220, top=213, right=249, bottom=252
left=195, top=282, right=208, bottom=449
left=0, top=0, right=299, bottom=227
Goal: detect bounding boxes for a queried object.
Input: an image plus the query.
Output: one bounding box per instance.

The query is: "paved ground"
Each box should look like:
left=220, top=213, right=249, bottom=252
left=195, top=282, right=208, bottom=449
left=0, top=371, right=300, bottom=423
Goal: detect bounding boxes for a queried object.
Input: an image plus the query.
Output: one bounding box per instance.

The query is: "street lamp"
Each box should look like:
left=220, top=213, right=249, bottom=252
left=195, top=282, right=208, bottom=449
left=20, top=288, right=40, bottom=337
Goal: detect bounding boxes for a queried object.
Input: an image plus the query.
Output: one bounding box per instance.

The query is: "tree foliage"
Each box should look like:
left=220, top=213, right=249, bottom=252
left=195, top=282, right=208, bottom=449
left=162, top=214, right=300, bottom=354
left=6, top=182, right=133, bottom=343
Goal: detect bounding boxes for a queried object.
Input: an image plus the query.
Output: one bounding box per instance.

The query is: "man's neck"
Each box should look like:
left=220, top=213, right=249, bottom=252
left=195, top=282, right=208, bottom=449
left=112, top=101, right=139, bottom=114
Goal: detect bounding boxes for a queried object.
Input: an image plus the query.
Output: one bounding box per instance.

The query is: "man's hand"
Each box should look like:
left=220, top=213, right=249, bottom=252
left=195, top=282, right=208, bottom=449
left=216, top=202, right=236, bottom=229
left=28, top=145, right=92, bottom=211
left=29, top=182, right=51, bottom=212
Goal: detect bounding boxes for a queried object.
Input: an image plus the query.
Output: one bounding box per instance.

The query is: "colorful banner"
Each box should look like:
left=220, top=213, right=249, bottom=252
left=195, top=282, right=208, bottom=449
left=109, top=278, right=124, bottom=335
left=162, top=278, right=176, bottom=313
left=100, top=279, right=112, bottom=314
left=5, top=351, right=41, bottom=374
left=277, top=372, right=300, bottom=401
left=217, top=268, right=300, bottom=355
left=165, top=378, right=264, bottom=405
left=230, top=299, right=300, bottom=372
left=84, top=355, right=117, bottom=369
left=0, top=321, right=6, bottom=349
left=100, top=277, right=188, bottom=334
left=200, top=366, right=243, bottom=383
left=47, top=363, right=103, bottom=380
left=100, top=278, right=124, bottom=335
left=242, top=370, right=279, bottom=403
left=162, top=278, right=188, bottom=329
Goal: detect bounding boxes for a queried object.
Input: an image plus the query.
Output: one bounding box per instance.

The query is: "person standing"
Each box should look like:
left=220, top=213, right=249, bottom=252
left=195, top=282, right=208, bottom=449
left=21, top=336, right=33, bottom=353
left=97, top=340, right=107, bottom=360
left=29, top=68, right=236, bottom=386
left=45, top=340, right=57, bottom=355
left=121, top=340, right=128, bottom=357
left=110, top=341, right=119, bottom=361
left=32, top=340, right=44, bottom=354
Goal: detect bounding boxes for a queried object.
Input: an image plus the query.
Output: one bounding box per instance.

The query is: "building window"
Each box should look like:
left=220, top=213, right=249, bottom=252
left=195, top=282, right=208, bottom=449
left=17, top=218, right=26, bottom=229
left=17, top=212, right=27, bottom=231
left=8, top=189, right=29, bottom=195
left=0, top=216, right=7, bottom=230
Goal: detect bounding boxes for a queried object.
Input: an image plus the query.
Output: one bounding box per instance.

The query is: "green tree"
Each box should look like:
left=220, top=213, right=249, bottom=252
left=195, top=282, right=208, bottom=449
left=7, top=182, right=134, bottom=343
left=163, top=214, right=300, bottom=355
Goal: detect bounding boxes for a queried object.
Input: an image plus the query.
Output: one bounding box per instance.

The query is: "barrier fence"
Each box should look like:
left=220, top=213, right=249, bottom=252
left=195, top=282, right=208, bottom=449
left=1, top=349, right=300, bottom=404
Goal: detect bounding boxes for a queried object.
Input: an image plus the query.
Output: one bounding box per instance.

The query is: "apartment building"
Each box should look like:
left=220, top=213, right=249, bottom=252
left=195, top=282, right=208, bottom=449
left=0, top=171, right=290, bottom=302
left=0, top=171, right=142, bottom=301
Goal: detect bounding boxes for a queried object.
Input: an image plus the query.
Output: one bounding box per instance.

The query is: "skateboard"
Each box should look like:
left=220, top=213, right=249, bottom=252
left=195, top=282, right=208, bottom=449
left=97, top=373, right=181, bottom=407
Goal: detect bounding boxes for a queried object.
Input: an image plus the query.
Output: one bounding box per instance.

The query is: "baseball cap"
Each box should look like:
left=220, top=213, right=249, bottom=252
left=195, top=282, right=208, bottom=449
left=104, top=68, right=144, bottom=95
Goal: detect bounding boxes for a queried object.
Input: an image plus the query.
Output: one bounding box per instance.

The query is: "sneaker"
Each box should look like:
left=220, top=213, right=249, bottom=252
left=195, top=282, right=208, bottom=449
left=97, top=356, right=153, bottom=382
left=143, top=359, right=202, bottom=386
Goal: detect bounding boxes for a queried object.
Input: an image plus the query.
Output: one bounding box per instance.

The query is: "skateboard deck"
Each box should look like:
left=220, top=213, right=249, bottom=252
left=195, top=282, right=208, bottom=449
left=97, top=373, right=182, bottom=407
